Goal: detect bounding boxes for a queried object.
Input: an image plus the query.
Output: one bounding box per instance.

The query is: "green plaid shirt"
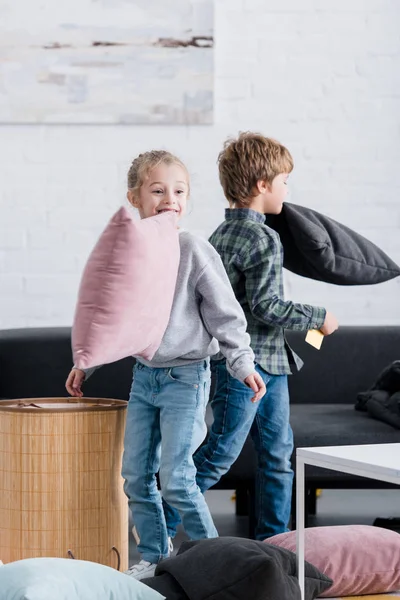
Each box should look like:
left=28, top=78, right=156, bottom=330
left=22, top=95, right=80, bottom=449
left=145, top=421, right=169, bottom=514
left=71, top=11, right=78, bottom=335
left=209, top=208, right=326, bottom=375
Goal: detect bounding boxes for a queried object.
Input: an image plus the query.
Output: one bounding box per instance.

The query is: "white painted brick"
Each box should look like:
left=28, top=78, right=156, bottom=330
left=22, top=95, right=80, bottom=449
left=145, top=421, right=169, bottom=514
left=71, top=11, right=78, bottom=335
left=216, top=57, right=254, bottom=78
left=1, top=163, right=48, bottom=185
left=24, top=275, right=80, bottom=296
left=26, top=228, right=67, bottom=250
left=246, top=0, right=327, bottom=11
left=0, top=0, right=399, bottom=327
left=0, top=275, right=24, bottom=295
left=220, top=0, right=243, bottom=9
left=315, top=0, right=397, bottom=12
left=216, top=9, right=252, bottom=37
left=329, top=163, right=396, bottom=185
left=3, top=250, right=78, bottom=275
left=218, top=77, right=252, bottom=100
left=288, top=57, right=357, bottom=80
left=0, top=230, right=26, bottom=249
left=215, top=100, right=245, bottom=125
left=0, top=297, right=29, bottom=326
left=285, top=279, right=400, bottom=327
left=16, top=296, right=74, bottom=323
left=356, top=56, right=400, bottom=78
left=1, top=205, right=47, bottom=227
left=46, top=207, right=114, bottom=230
left=1, top=188, right=47, bottom=208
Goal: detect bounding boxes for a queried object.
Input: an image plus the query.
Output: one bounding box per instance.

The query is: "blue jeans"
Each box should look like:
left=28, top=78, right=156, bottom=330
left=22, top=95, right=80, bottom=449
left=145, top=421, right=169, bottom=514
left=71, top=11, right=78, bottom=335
left=163, top=359, right=294, bottom=540
left=121, top=360, right=218, bottom=564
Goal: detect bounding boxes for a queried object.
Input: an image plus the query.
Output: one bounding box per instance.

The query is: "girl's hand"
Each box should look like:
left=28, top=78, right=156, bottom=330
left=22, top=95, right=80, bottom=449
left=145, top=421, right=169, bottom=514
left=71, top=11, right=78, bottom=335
left=65, top=368, right=85, bottom=398
left=244, top=373, right=266, bottom=403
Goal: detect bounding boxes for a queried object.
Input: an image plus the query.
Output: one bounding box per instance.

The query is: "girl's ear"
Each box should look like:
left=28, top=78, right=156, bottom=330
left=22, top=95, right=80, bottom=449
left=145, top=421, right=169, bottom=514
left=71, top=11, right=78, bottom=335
left=127, top=190, right=140, bottom=208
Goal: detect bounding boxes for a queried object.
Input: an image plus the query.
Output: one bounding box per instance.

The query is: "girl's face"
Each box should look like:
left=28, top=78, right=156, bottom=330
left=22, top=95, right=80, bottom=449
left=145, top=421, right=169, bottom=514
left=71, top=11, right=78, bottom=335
left=128, top=162, right=189, bottom=221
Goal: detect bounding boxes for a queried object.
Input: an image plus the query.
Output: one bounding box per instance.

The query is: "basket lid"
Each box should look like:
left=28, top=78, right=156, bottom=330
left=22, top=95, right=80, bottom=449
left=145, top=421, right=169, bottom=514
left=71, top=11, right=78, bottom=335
left=0, top=397, right=127, bottom=412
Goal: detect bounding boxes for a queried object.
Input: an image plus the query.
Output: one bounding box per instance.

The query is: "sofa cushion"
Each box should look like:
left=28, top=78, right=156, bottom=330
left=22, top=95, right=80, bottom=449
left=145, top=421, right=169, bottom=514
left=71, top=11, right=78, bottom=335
left=213, top=404, right=400, bottom=485
left=290, top=404, right=400, bottom=483
left=290, top=404, right=400, bottom=449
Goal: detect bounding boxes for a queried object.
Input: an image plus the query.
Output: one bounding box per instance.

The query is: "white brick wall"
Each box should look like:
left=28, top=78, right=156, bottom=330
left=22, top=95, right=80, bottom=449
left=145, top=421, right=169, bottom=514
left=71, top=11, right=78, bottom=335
left=1, top=0, right=399, bottom=329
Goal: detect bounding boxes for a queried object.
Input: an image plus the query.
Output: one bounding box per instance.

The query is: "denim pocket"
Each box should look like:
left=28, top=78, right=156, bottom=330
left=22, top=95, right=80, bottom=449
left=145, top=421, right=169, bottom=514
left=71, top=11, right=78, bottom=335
left=167, top=365, right=201, bottom=389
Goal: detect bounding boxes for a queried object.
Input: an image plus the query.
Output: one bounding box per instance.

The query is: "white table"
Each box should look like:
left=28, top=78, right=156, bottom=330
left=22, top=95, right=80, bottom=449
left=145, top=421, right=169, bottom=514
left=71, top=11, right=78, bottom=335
left=296, top=443, right=400, bottom=600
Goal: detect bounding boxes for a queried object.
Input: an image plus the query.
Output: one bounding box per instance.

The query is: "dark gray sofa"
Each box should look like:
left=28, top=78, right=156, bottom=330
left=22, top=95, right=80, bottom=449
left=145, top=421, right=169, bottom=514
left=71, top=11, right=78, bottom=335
left=1, top=326, right=399, bottom=534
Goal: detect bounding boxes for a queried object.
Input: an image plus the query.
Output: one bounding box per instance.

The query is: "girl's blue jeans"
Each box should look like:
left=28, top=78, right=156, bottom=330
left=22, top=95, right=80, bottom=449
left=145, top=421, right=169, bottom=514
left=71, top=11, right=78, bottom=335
left=121, top=360, right=218, bottom=563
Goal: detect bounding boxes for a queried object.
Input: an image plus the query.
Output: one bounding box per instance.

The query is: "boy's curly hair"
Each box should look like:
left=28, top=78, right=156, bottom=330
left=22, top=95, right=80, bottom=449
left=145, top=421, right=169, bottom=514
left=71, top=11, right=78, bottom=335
left=218, top=132, right=293, bottom=206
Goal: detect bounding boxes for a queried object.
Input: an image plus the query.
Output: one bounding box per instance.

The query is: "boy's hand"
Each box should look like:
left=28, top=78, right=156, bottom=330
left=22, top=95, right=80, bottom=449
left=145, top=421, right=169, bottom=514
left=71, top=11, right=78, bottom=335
left=320, top=311, right=339, bottom=336
left=244, top=373, right=266, bottom=403
left=65, top=368, right=85, bottom=398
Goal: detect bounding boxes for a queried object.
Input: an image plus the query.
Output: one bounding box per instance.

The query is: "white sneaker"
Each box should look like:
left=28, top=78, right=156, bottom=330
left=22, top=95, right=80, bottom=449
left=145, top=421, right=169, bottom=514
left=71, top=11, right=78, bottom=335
left=124, top=560, right=157, bottom=580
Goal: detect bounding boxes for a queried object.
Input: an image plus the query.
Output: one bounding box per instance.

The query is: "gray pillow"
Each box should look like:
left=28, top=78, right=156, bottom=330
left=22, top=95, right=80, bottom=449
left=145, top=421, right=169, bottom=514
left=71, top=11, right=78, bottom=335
left=265, top=203, right=400, bottom=285
left=144, top=536, right=332, bottom=600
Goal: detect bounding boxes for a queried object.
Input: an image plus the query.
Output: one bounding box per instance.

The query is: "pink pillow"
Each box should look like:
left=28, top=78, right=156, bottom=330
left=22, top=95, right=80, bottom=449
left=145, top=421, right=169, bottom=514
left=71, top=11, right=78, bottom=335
left=72, top=207, right=180, bottom=370
left=266, top=525, right=400, bottom=597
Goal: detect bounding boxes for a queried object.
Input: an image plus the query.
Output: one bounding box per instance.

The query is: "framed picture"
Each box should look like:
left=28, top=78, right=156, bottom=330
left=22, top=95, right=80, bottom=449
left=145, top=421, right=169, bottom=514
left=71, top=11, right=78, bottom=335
left=0, top=0, right=213, bottom=124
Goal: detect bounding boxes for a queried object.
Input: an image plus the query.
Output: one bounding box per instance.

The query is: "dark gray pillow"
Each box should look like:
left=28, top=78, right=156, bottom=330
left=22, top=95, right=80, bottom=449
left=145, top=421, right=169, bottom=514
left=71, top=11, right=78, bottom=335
left=143, top=572, right=188, bottom=600
left=365, top=389, right=400, bottom=429
left=265, top=203, right=400, bottom=285
left=143, top=536, right=332, bottom=600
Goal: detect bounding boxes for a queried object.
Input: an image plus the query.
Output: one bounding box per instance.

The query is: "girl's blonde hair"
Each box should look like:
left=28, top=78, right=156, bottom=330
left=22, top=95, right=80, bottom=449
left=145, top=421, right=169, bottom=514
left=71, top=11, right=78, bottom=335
left=127, top=150, right=190, bottom=196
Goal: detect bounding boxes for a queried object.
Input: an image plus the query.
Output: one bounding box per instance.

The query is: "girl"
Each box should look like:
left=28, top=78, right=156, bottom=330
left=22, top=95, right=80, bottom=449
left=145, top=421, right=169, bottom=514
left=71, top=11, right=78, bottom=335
left=66, top=150, right=266, bottom=579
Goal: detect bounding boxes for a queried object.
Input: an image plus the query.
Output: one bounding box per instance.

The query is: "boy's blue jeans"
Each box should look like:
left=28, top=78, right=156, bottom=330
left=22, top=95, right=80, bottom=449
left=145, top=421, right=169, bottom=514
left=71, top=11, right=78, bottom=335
left=163, top=359, right=294, bottom=540
left=121, top=360, right=218, bottom=564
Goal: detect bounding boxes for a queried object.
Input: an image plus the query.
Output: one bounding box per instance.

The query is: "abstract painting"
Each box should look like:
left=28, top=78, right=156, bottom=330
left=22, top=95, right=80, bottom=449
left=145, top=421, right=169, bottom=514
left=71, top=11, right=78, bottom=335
left=0, top=0, right=213, bottom=124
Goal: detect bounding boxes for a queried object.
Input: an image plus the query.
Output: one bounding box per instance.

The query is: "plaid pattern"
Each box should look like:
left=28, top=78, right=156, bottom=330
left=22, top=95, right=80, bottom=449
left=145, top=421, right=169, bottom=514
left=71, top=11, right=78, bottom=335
left=209, top=208, right=326, bottom=375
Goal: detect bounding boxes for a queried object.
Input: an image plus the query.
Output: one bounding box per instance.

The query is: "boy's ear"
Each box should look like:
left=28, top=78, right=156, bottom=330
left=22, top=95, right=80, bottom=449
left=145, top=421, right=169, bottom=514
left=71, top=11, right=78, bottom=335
left=256, top=179, right=271, bottom=194
left=127, top=190, right=140, bottom=208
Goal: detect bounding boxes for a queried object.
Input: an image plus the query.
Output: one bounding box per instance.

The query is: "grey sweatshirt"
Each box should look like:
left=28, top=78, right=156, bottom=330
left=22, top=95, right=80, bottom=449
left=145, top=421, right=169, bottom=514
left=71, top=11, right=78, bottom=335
left=82, top=231, right=255, bottom=383
left=135, top=231, right=255, bottom=382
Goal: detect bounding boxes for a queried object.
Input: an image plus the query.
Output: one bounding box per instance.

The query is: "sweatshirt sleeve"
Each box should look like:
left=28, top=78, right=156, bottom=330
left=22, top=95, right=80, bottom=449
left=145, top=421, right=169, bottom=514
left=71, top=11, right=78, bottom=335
left=241, top=238, right=326, bottom=331
left=73, top=365, right=99, bottom=380
left=196, top=255, right=256, bottom=382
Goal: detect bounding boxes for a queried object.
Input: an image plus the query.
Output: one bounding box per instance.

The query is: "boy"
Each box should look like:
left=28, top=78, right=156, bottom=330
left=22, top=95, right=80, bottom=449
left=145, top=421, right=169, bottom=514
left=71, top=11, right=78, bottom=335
left=164, top=132, right=339, bottom=541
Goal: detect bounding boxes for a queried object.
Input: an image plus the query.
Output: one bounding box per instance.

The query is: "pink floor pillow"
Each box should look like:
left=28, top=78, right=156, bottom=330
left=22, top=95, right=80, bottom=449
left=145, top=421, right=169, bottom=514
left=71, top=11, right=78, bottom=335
left=72, top=207, right=180, bottom=370
left=266, top=525, right=400, bottom=597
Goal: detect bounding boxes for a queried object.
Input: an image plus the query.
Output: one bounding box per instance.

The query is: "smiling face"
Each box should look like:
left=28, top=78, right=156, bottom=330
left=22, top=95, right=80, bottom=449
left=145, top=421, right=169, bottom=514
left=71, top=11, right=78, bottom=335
left=127, top=162, right=189, bottom=221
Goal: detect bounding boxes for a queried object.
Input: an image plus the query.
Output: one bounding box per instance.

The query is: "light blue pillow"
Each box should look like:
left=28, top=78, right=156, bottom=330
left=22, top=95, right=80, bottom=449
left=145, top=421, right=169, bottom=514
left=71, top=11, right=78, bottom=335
left=0, top=557, right=165, bottom=600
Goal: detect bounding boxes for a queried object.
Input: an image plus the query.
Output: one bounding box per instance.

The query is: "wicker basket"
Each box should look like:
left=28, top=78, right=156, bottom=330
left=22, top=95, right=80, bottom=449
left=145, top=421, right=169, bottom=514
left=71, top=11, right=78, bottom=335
left=0, top=398, right=128, bottom=570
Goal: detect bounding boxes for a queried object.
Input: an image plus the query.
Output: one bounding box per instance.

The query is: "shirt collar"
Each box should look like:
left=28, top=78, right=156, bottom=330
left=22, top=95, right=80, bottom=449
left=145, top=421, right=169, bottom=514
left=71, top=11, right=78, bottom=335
left=225, top=208, right=266, bottom=224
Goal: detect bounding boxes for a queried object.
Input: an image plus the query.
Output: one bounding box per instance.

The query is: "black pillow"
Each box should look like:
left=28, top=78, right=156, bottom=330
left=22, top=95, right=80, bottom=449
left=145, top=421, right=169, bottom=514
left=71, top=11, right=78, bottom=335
left=265, top=202, right=400, bottom=285
left=371, top=360, right=400, bottom=394
left=356, top=360, right=400, bottom=411
left=143, top=572, right=189, bottom=600
left=143, top=536, right=332, bottom=600
left=365, top=389, right=400, bottom=429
